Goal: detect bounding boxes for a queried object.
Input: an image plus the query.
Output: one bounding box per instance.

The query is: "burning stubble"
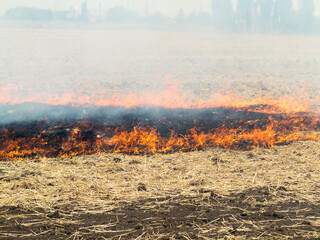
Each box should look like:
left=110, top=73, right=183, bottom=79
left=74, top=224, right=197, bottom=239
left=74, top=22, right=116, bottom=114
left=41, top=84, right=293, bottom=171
left=0, top=97, right=319, bottom=160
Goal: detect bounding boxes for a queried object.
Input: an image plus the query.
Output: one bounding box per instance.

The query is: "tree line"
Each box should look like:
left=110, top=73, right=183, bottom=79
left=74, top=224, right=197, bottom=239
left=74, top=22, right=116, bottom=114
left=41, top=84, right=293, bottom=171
left=2, top=0, right=319, bottom=33
left=212, top=0, right=317, bottom=32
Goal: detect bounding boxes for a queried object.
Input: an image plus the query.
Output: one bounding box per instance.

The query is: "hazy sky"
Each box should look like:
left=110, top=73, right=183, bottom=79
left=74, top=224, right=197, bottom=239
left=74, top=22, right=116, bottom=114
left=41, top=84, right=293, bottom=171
left=0, top=0, right=212, bottom=18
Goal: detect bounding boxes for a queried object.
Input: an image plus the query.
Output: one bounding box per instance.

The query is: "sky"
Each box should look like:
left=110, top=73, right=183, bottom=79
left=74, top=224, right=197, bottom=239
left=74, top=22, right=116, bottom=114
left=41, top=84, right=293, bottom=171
left=0, top=0, right=213, bottom=18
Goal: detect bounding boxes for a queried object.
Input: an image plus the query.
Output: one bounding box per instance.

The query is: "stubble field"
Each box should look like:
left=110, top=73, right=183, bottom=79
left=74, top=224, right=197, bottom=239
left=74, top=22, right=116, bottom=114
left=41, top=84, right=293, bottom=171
left=0, top=28, right=320, bottom=239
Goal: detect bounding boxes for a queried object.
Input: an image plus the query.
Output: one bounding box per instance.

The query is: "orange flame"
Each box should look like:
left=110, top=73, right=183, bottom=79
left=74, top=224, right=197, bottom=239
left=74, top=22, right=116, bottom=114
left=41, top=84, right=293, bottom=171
left=103, top=117, right=319, bottom=155
left=0, top=81, right=316, bottom=114
left=0, top=114, right=318, bottom=160
left=0, top=81, right=319, bottom=160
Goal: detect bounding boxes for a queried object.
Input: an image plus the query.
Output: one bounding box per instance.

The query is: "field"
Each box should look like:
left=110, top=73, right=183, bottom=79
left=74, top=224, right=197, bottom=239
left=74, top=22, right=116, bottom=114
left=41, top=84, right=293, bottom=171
left=1, top=142, right=320, bottom=239
left=0, top=29, right=320, bottom=103
left=0, top=28, right=320, bottom=239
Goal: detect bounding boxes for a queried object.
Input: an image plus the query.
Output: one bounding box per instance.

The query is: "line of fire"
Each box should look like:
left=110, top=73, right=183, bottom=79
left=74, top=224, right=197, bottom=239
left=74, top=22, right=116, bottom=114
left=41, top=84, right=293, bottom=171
left=0, top=88, right=319, bottom=160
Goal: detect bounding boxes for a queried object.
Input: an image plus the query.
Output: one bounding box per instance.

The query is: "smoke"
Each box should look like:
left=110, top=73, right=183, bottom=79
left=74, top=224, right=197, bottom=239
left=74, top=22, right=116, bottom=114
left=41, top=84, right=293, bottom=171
left=0, top=1, right=319, bottom=126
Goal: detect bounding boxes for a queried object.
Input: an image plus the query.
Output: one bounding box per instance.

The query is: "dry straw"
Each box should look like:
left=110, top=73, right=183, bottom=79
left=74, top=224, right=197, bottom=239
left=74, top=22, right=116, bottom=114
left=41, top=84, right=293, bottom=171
left=0, top=140, right=320, bottom=239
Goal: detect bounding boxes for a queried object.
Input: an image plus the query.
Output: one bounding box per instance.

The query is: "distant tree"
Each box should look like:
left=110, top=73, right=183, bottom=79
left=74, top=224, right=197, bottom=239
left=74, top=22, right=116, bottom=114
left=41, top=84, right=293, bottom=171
left=176, top=9, right=187, bottom=24
left=257, top=0, right=274, bottom=32
left=78, top=2, right=89, bottom=21
left=236, top=0, right=260, bottom=32
left=104, top=7, right=141, bottom=23
left=53, top=10, right=68, bottom=21
left=146, top=12, right=167, bottom=25
left=211, top=0, right=234, bottom=30
left=299, top=0, right=315, bottom=32
left=299, top=0, right=315, bottom=16
left=273, top=0, right=294, bottom=31
left=65, top=7, right=77, bottom=21
left=185, top=11, right=214, bottom=26
left=4, top=7, right=53, bottom=21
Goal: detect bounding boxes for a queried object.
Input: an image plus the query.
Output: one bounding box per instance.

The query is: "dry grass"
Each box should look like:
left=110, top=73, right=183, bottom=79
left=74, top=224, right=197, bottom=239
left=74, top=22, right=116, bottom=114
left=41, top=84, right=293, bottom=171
left=1, top=141, right=319, bottom=210
left=0, top=141, right=320, bottom=239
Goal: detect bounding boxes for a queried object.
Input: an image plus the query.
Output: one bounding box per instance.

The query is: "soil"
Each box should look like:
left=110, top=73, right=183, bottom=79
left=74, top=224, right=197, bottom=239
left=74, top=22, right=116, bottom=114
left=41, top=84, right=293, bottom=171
left=1, top=187, right=320, bottom=239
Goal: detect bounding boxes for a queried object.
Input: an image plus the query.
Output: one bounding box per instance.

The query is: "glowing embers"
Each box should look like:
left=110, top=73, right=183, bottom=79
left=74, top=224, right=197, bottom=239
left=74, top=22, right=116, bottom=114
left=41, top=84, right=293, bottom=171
left=0, top=105, right=319, bottom=160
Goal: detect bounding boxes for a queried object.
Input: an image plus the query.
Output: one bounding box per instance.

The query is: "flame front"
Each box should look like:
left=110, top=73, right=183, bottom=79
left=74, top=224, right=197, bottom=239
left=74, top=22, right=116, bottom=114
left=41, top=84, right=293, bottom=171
left=0, top=111, right=319, bottom=160
left=0, top=82, right=319, bottom=160
left=0, top=81, right=316, bottom=114
left=105, top=117, right=319, bottom=155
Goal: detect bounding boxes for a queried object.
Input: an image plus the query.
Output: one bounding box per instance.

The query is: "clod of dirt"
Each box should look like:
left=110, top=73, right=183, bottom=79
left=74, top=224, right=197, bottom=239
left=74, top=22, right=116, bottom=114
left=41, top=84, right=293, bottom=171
left=190, top=181, right=200, bottom=186
left=302, top=220, right=312, bottom=225
left=134, top=223, right=143, bottom=229
left=21, top=171, right=36, bottom=177
left=137, top=183, right=147, bottom=191
left=272, top=212, right=285, bottom=218
left=211, top=157, right=219, bottom=164
left=293, top=151, right=303, bottom=156
left=113, top=157, right=121, bottom=163
left=84, top=161, right=96, bottom=166
left=199, top=188, right=212, bottom=193
left=277, top=186, right=288, bottom=191
left=247, top=152, right=255, bottom=158
left=47, top=211, right=61, bottom=218
left=129, top=160, right=141, bottom=165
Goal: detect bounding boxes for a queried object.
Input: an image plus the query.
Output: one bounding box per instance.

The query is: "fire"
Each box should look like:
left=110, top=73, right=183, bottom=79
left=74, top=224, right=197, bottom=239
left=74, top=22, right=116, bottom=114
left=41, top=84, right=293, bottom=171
left=0, top=81, right=316, bottom=114
left=105, top=116, right=318, bottom=155
left=0, top=109, right=319, bottom=160
left=0, top=82, right=319, bottom=160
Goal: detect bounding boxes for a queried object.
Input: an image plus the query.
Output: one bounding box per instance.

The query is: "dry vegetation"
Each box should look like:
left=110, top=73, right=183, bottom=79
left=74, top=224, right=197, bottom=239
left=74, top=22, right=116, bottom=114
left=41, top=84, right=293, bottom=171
left=0, top=29, right=320, bottom=239
left=1, top=141, right=320, bottom=239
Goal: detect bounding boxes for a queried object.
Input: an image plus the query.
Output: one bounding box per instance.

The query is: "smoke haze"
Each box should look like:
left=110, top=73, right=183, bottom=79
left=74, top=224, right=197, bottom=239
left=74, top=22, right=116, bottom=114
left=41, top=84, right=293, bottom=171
left=0, top=0, right=320, bottom=123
